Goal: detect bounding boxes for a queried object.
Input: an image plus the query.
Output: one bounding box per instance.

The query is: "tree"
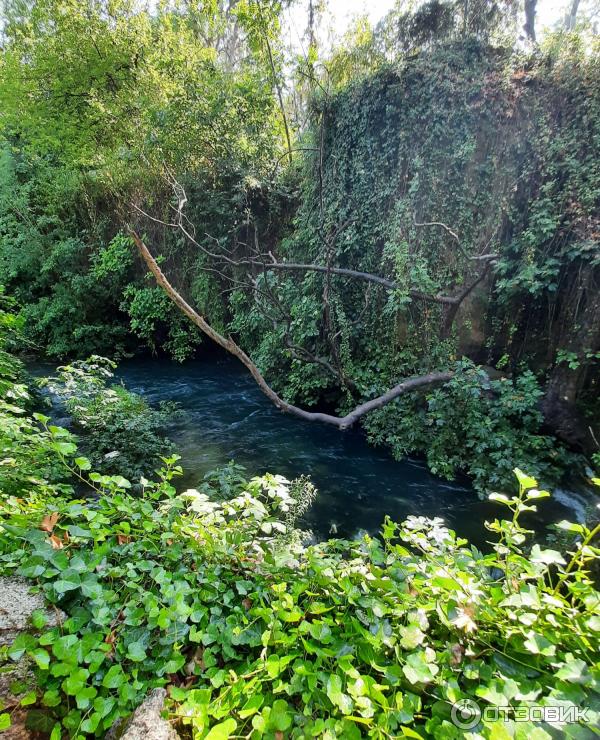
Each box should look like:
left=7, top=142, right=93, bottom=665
left=131, top=229, right=457, bottom=429
left=524, top=0, right=537, bottom=41
left=0, top=0, right=286, bottom=356
left=129, top=165, right=496, bottom=429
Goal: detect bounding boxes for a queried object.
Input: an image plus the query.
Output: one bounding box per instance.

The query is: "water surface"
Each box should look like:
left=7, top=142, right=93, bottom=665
left=115, top=358, right=584, bottom=546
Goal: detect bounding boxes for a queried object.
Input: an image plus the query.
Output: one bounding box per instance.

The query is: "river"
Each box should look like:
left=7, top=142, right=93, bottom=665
left=109, top=357, right=588, bottom=547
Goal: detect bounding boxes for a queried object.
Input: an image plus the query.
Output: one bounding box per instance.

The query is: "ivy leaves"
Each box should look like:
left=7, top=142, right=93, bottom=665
left=2, top=460, right=599, bottom=738
left=0, top=339, right=599, bottom=739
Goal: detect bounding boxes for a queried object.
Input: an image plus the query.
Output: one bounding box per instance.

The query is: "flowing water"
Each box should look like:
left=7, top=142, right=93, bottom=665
left=109, top=357, right=588, bottom=547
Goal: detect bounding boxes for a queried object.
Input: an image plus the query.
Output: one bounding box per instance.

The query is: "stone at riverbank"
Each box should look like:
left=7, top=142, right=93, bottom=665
left=107, top=689, right=180, bottom=740
left=0, top=577, right=65, bottom=740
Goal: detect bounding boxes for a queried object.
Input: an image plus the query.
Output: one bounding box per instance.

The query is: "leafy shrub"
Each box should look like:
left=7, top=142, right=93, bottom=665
left=0, top=147, right=131, bottom=359
left=0, top=406, right=598, bottom=738
left=120, top=283, right=202, bottom=364
left=0, top=289, right=76, bottom=499
left=1, top=291, right=598, bottom=739
left=41, top=356, right=176, bottom=480
left=0, top=287, right=25, bottom=390
left=364, top=361, right=575, bottom=493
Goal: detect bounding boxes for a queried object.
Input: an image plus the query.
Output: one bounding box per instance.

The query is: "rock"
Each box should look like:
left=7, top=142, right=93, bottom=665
left=110, top=689, right=180, bottom=740
left=0, top=650, right=35, bottom=705
left=0, top=577, right=65, bottom=740
left=0, top=577, right=64, bottom=647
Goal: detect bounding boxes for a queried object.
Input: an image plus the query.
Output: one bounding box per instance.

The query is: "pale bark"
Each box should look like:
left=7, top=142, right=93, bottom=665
left=130, top=230, right=454, bottom=430
left=524, top=0, right=537, bottom=41
left=565, top=0, right=581, bottom=30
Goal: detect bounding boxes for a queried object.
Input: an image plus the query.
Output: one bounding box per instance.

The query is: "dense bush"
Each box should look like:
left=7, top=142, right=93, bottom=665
left=0, top=326, right=598, bottom=738
left=1, top=446, right=599, bottom=738
left=0, top=148, right=132, bottom=359
left=363, top=361, right=576, bottom=493
left=0, top=290, right=76, bottom=499
left=40, top=357, right=177, bottom=480
left=0, top=0, right=285, bottom=359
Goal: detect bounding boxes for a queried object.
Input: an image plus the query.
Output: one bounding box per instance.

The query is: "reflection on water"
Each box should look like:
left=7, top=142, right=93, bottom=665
left=113, top=357, right=582, bottom=547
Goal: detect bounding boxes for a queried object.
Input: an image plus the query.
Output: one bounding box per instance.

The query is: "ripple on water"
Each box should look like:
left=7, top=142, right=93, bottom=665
left=105, top=358, right=592, bottom=546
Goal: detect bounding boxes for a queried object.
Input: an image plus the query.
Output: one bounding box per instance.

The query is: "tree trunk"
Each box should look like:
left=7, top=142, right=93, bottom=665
left=130, top=230, right=456, bottom=430
left=565, top=0, right=581, bottom=30
left=524, top=0, right=537, bottom=42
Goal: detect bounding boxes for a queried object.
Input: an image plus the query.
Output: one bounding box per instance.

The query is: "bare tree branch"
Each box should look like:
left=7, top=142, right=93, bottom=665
left=251, top=259, right=496, bottom=310
left=413, top=216, right=461, bottom=244
left=133, top=177, right=496, bottom=315
left=255, top=0, right=293, bottom=165
left=130, top=230, right=454, bottom=430
left=132, top=173, right=496, bottom=370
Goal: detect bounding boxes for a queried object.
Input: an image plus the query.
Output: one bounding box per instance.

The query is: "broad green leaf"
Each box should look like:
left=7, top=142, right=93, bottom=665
left=30, top=648, right=50, bottom=670
left=523, top=632, right=556, bottom=656
left=205, top=718, right=237, bottom=739
left=400, top=624, right=426, bottom=650
left=268, top=699, right=292, bottom=731
left=326, top=674, right=353, bottom=715
left=102, top=664, right=125, bottom=689
left=126, top=641, right=147, bottom=662
left=402, top=651, right=439, bottom=685
left=239, top=695, right=263, bottom=719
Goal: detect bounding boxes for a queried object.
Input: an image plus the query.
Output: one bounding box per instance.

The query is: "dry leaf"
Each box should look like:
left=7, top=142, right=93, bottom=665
left=48, top=534, right=64, bottom=549
left=40, top=511, right=59, bottom=533
left=450, top=643, right=464, bottom=665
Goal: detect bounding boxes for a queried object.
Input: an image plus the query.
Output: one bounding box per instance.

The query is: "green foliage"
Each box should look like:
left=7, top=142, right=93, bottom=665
left=364, top=361, right=575, bottom=493
left=0, top=0, right=286, bottom=360
left=0, top=0, right=598, bottom=495
left=0, top=286, right=25, bottom=389
left=40, top=356, right=176, bottom=480
left=556, top=349, right=600, bottom=371
left=0, top=315, right=599, bottom=738
left=0, top=0, right=282, bottom=177
left=92, top=234, right=135, bottom=282
left=121, top=285, right=202, bottom=363
left=1, top=404, right=599, bottom=737
left=225, top=39, right=599, bottom=489
left=0, top=146, right=131, bottom=358
left=0, top=293, right=75, bottom=499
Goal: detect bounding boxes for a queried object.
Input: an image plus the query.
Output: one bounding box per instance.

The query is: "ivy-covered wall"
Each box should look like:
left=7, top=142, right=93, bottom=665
left=288, top=40, right=599, bottom=376
left=224, top=41, right=599, bottom=487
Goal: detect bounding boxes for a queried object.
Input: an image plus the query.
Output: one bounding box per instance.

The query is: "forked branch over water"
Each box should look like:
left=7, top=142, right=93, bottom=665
left=130, top=231, right=454, bottom=430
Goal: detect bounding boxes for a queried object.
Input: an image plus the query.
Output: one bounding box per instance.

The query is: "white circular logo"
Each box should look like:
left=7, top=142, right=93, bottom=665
left=451, top=699, right=481, bottom=730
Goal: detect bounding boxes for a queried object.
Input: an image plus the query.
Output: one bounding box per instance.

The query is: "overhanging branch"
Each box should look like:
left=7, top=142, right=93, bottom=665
left=130, top=230, right=454, bottom=430
left=257, top=261, right=459, bottom=305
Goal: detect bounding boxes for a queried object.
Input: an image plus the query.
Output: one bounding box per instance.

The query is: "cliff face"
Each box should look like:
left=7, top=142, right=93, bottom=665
left=260, top=42, right=598, bottom=452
